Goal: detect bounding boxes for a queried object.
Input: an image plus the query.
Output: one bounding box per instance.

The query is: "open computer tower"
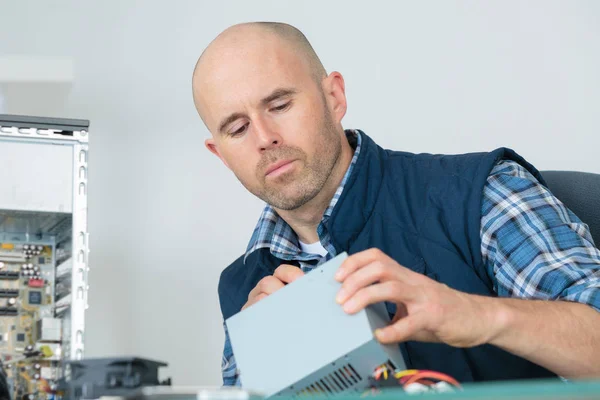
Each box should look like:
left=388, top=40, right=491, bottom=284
left=0, top=114, right=89, bottom=399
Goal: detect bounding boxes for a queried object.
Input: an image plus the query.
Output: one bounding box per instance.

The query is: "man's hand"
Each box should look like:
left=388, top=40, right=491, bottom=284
left=334, top=248, right=496, bottom=348
left=242, top=265, right=304, bottom=310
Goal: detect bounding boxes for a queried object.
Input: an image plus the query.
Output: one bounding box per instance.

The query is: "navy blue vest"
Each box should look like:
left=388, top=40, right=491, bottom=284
left=218, top=131, right=556, bottom=382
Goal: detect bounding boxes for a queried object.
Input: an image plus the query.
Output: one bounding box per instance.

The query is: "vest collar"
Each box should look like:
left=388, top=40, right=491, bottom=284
left=326, top=130, right=386, bottom=252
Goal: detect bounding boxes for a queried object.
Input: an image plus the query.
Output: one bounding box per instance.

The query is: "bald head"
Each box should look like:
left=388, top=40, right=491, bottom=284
left=192, top=22, right=327, bottom=124
left=192, top=22, right=350, bottom=212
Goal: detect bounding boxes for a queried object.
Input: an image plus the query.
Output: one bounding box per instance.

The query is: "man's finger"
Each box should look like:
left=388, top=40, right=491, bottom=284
left=335, top=248, right=388, bottom=282
left=256, top=275, right=286, bottom=294
left=336, top=260, right=409, bottom=304
left=274, top=264, right=304, bottom=283
left=375, top=311, right=429, bottom=344
left=242, top=293, right=268, bottom=310
left=341, top=281, right=416, bottom=314
left=249, top=276, right=285, bottom=300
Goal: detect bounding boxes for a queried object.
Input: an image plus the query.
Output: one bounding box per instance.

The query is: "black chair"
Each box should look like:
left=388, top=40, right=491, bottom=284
left=541, top=170, right=600, bottom=244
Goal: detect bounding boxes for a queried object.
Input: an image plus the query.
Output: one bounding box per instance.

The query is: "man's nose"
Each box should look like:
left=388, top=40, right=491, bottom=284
left=253, top=116, right=283, bottom=152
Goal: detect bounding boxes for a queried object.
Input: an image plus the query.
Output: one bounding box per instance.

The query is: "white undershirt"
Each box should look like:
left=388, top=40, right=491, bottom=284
left=298, top=240, right=328, bottom=257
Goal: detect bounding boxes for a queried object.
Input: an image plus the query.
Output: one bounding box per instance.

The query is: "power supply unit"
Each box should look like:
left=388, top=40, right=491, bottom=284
left=226, top=252, right=406, bottom=397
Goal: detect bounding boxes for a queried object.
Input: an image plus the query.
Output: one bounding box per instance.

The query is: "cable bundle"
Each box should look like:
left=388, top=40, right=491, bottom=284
left=368, top=365, right=461, bottom=395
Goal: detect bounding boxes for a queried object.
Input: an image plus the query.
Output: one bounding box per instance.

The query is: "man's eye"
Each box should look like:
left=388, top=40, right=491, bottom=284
left=270, top=102, right=291, bottom=112
left=230, top=124, right=248, bottom=137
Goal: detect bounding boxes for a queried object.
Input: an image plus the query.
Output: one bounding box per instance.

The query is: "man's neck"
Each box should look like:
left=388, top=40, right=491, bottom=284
left=275, top=135, right=354, bottom=244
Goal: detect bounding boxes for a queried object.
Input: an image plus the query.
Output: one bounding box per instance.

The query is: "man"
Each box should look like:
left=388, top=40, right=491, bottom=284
left=191, top=22, right=600, bottom=386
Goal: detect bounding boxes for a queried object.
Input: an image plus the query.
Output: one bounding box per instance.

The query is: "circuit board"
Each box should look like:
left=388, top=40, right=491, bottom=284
left=0, top=239, right=67, bottom=399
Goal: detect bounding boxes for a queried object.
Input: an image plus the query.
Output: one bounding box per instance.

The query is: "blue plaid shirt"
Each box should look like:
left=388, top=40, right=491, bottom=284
left=221, top=133, right=600, bottom=386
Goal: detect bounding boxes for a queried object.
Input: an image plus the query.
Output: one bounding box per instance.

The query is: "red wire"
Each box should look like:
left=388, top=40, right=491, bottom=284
left=399, top=375, right=413, bottom=385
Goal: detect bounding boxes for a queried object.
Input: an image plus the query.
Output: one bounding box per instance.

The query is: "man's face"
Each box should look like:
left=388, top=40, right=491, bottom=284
left=196, top=35, right=344, bottom=210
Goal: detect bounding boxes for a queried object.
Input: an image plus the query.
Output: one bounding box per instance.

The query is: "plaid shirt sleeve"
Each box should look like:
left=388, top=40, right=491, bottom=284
left=481, top=160, right=600, bottom=311
left=221, top=323, right=241, bottom=386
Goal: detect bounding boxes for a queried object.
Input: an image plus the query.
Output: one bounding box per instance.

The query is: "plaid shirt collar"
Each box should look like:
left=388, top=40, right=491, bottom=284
left=244, top=129, right=362, bottom=263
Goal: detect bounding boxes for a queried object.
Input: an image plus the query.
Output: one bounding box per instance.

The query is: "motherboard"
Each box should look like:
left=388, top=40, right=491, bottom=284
left=0, top=238, right=69, bottom=399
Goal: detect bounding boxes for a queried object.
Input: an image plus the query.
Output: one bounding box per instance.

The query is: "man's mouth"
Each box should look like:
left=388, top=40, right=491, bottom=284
left=265, top=159, right=296, bottom=177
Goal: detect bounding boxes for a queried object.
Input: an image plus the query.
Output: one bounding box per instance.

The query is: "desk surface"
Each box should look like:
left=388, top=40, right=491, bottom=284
left=356, top=379, right=600, bottom=400
left=125, top=379, right=600, bottom=399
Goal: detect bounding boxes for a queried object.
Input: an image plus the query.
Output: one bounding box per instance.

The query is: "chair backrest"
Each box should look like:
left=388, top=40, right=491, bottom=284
left=541, top=170, right=600, bottom=245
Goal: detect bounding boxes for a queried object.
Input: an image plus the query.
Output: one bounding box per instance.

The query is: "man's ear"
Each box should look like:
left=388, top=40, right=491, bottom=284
left=205, top=138, right=230, bottom=169
left=322, top=71, right=347, bottom=124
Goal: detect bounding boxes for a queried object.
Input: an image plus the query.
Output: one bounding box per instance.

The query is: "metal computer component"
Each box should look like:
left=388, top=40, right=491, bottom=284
left=58, top=357, right=170, bottom=399
left=226, top=253, right=406, bottom=397
left=37, top=317, right=62, bottom=342
left=0, top=114, right=90, bottom=399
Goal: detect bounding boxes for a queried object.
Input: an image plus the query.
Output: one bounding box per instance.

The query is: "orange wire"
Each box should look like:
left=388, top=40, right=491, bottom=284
left=403, top=371, right=461, bottom=387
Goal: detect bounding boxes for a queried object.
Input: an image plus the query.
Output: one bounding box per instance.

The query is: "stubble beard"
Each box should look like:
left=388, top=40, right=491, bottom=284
left=244, top=113, right=342, bottom=211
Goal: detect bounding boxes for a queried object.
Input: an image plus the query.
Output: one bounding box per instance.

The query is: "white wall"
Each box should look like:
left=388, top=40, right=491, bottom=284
left=1, top=0, right=599, bottom=386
